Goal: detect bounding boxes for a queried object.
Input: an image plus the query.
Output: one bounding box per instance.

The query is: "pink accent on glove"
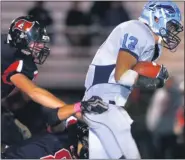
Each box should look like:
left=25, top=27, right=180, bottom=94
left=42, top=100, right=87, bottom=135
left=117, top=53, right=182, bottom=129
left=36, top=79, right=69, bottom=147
left=74, top=102, right=82, bottom=113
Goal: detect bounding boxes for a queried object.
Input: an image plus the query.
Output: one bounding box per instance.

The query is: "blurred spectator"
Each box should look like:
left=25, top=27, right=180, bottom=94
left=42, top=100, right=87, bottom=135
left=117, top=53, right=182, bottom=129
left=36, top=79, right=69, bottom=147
left=65, top=2, right=92, bottom=57
left=65, top=2, right=91, bottom=27
left=172, top=80, right=184, bottom=158
left=89, top=2, right=130, bottom=45
left=146, top=77, right=183, bottom=158
left=179, top=80, right=184, bottom=105
left=27, top=1, right=54, bottom=44
left=127, top=89, right=156, bottom=158
left=103, top=2, right=130, bottom=27
left=126, top=88, right=154, bottom=121
left=174, top=106, right=184, bottom=137
left=89, top=1, right=111, bottom=25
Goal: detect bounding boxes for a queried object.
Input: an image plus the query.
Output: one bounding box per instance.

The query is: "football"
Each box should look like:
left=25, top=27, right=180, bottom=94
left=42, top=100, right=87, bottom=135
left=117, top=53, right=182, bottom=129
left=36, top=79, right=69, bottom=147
left=133, top=61, right=161, bottom=78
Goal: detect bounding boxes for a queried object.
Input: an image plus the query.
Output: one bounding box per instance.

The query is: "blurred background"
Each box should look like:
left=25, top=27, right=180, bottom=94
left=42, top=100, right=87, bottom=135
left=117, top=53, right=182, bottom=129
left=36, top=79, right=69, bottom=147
left=1, top=1, right=184, bottom=159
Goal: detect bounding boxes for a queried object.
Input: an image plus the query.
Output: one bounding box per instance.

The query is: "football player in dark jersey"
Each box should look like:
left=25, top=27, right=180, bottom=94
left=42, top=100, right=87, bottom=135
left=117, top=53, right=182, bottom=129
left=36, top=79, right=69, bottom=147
left=1, top=15, right=108, bottom=147
left=2, top=16, right=76, bottom=109
left=2, top=15, right=106, bottom=117
left=1, top=15, right=81, bottom=144
left=2, top=117, right=89, bottom=159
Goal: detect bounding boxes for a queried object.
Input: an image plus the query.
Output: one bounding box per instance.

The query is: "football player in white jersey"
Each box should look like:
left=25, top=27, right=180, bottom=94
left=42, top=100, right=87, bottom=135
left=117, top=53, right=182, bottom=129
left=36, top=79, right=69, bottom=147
left=81, top=1, right=183, bottom=159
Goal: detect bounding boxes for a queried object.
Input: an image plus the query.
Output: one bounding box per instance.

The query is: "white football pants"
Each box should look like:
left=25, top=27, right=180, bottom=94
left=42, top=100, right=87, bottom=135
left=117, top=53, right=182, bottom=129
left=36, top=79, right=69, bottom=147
left=83, top=104, right=140, bottom=159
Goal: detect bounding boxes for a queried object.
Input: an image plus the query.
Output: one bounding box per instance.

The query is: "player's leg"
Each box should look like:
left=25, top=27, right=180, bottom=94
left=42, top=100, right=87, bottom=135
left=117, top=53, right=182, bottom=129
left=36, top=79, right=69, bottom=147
left=84, top=104, right=140, bottom=159
left=84, top=104, right=125, bottom=158
left=117, top=127, right=141, bottom=159
left=118, top=108, right=141, bottom=159
left=88, top=129, right=109, bottom=159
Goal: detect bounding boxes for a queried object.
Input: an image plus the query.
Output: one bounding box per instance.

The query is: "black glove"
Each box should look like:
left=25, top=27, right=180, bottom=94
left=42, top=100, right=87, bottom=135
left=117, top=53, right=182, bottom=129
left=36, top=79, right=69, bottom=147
left=134, top=65, right=169, bottom=90
left=157, top=64, right=169, bottom=82
left=77, top=122, right=88, bottom=144
left=81, top=96, right=109, bottom=114
left=77, top=122, right=89, bottom=159
left=79, top=146, right=89, bottom=159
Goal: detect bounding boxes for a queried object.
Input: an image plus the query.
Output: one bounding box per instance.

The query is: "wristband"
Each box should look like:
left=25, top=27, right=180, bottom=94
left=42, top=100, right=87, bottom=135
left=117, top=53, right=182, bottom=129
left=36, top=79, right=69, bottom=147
left=74, top=102, right=82, bottom=113
left=118, top=69, right=138, bottom=87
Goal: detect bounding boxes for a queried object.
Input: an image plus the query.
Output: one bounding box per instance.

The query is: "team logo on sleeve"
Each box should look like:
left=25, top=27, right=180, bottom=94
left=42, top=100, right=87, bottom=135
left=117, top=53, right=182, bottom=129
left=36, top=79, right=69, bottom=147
left=12, top=19, right=35, bottom=32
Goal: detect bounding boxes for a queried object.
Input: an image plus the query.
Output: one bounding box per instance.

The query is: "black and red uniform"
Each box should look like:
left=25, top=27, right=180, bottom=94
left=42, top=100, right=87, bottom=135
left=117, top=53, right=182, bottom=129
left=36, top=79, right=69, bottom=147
left=3, top=119, right=89, bottom=159
left=1, top=15, right=51, bottom=150
left=1, top=34, right=39, bottom=146
left=3, top=132, right=73, bottom=159
left=1, top=34, right=38, bottom=99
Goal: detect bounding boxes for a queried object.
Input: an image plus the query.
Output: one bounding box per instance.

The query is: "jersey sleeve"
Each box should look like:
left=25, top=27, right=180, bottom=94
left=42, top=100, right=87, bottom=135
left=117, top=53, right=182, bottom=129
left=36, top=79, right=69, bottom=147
left=119, top=24, right=147, bottom=61
left=16, top=59, right=38, bottom=80
left=6, top=59, right=38, bottom=83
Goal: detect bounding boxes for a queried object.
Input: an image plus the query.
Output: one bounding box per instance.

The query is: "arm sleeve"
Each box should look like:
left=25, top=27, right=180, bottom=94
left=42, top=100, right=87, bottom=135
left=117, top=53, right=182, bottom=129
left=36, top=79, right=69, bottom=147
left=119, top=24, right=147, bottom=61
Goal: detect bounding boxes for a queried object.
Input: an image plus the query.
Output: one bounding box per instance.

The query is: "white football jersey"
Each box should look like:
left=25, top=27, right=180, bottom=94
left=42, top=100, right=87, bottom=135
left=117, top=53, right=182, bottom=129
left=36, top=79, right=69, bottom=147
left=83, top=20, right=163, bottom=106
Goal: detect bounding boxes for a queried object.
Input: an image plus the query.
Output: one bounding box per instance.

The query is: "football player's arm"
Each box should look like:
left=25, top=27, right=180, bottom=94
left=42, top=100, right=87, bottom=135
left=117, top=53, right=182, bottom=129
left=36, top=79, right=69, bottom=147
left=10, top=73, right=66, bottom=109
left=1, top=87, right=30, bottom=109
left=115, top=49, right=138, bottom=82
left=43, top=104, right=81, bottom=126
left=7, top=87, right=30, bottom=102
left=45, top=96, right=106, bottom=124
left=10, top=73, right=82, bottom=121
left=2, top=87, right=20, bottom=107
left=115, top=30, right=165, bottom=89
left=115, top=50, right=164, bottom=90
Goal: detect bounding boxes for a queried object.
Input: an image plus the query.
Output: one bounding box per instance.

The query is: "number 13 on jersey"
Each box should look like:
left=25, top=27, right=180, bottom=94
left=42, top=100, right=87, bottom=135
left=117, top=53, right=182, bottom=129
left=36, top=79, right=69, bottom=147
left=122, top=33, right=138, bottom=51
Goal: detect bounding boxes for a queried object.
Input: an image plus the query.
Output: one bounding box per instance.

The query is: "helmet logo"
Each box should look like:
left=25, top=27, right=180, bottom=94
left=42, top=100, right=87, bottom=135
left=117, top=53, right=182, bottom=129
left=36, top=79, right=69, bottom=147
left=12, top=19, right=34, bottom=32
left=156, top=5, right=176, bottom=14
left=148, top=4, right=176, bottom=14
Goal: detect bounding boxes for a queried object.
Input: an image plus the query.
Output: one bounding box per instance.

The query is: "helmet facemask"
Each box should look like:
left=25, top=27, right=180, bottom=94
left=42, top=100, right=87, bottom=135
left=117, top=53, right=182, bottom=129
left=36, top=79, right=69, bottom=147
left=159, top=19, right=183, bottom=51
left=26, top=25, right=50, bottom=64
left=32, top=43, right=50, bottom=65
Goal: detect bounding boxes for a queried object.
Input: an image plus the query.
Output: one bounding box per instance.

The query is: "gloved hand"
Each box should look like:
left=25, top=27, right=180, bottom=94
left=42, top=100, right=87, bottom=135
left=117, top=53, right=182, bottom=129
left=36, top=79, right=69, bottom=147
left=157, top=65, right=169, bottom=82
left=156, top=65, right=169, bottom=87
left=81, top=96, right=109, bottom=114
